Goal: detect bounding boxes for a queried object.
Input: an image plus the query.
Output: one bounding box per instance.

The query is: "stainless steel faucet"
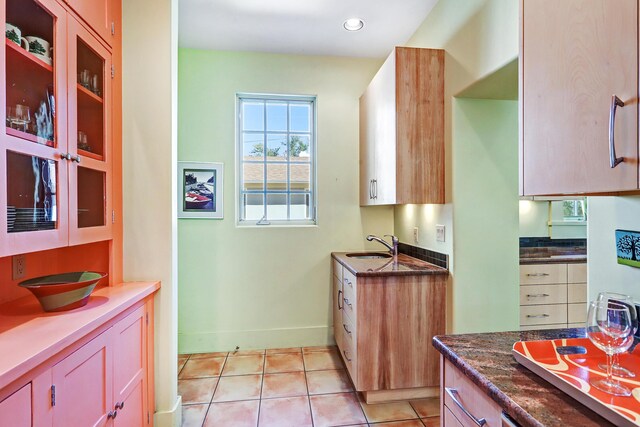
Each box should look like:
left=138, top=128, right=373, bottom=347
left=366, top=234, right=399, bottom=257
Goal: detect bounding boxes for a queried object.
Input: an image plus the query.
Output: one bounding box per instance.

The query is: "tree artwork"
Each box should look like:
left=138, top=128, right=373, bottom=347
left=617, top=234, right=640, bottom=261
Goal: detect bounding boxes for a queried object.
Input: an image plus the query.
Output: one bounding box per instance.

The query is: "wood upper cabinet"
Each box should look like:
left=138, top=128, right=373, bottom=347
left=0, top=384, right=31, bottom=427
left=359, top=47, right=445, bottom=206
left=64, top=0, right=116, bottom=47
left=520, top=0, right=639, bottom=195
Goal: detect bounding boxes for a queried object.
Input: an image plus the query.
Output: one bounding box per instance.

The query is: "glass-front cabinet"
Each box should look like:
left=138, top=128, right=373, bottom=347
left=0, top=0, right=112, bottom=256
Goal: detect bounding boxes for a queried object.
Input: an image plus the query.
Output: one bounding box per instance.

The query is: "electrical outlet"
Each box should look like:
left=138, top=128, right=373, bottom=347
left=12, top=255, right=26, bottom=280
left=436, top=225, right=445, bottom=243
left=413, top=227, right=419, bottom=243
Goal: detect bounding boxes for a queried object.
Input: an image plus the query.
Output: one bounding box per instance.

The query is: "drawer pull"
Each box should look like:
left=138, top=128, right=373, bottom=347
left=526, top=314, right=550, bottom=318
left=343, top=297, right=353, bottom=309
left=526, top=273, right=549, bottom=277
left=526, top=293, right=550, bottom=298
left=337, top=290, right=343, bottom=310
left=343, top=323, right=352, bottom=336
left=342, top=349, right=352, bottom=362
left=343, top=277, right=353, bottom=288
left=445, top=388, right=486, bottom=426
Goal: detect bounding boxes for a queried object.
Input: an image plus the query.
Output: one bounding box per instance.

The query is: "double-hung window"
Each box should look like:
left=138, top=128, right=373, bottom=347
left=237, top=94, right=316, bottom=225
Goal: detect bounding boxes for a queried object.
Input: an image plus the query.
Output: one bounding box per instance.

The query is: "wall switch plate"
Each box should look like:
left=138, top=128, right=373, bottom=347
left=436, top=225, right=445, bottom=243
left=12, top=255, right=26, bottom=280
left=413, top=227, right=419, bottom=243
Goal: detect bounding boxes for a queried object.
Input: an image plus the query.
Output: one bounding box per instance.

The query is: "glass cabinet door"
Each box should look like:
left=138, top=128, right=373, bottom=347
left=67, top=16, right=111, bottom=245
left=0, top=0, right=69, bottom=256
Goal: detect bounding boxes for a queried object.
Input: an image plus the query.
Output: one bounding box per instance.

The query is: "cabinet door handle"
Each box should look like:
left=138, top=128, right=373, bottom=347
left=526, top=293, right=550, bottom=298
left=609, top=95, right=625, bottom=168
left=107, top=410, right=118, bottom=419
left=342, top=349, right=352, bottom=362
left=343, top=278, right=353, bottom=288
left=445, top=388, right=486, bottom=426
left=373, top=179, right=378, bottom=199
left=369, top=179, right=373, bottom=199
left=526, top=314, right=550, bottom=318
left=343, top=323, right=352, bottom=336
left=115, top=401, right=125, bottom=410
left=343, top=297, right=353, bottom=309
left=59, top=152, right=71, bottom=161
left=72, top=155, right=81, bottom=163
left=337, top=290, right=343, bottom=310
left=525, top=273, right=549, bottom=277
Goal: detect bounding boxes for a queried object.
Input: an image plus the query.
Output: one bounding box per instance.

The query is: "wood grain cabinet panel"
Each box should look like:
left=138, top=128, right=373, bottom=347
left=520, top=304, right=568, bottom=326
left=568, top=263, right=587, bottom=284
left=520, top=284, right=567, bottom=306
left=568, top=283, right=587, bottom=304
left=359, top=47, right=444, bottom=205
left=0, top=384, right=31, bottom=427
left=520, top=0, right=639, bottom=195
left=519, top=264, right=567, bottom=285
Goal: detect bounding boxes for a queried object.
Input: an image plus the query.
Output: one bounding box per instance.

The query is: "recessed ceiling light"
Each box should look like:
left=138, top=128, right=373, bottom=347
left=343, top=18, right=364, bottom=32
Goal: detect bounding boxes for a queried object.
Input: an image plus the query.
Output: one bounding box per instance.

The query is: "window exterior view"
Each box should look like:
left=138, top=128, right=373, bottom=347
left=237, top=94, right=316, bottom=225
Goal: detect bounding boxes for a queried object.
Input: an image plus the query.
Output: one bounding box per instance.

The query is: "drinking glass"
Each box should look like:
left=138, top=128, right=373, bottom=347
left=596, top=292, right=637, bottom=378
left=8, top=105, right=31, bottom=132
left=586, top=300, right=634, bottom=396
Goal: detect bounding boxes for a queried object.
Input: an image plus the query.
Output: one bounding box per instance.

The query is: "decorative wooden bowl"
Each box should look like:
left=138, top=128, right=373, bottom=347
left=19, top=271, right=107, bottom=312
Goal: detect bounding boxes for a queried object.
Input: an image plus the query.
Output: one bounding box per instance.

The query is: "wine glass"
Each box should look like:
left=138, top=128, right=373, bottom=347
left=596, top=292, right=637, bottom=378
left=586, top=300, right=634, bottom=396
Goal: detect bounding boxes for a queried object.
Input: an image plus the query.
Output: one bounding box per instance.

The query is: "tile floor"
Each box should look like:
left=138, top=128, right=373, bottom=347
left=179, top=345, right=440, bottom=427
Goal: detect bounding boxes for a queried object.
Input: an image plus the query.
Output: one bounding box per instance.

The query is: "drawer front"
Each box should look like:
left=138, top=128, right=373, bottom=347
left=568, top=263, right=587, bottom=283
left=444, top=404, right=464, bottom=427
left=520, top=323, right=566, bottom=331
left=568, top=303, right=588, bottom=324
left=341, top=311, right=357, bottom=349
left=443, top=358, right=502, bottom=427
left=333, top=275, right=343, bottom=349
left=342, top=274, right=357, bottom=321
left=340, top=322, right=357, bottom=385
left=568, top=283, right=587, bottom=303
left=332, top=258, right=343, bottom=283
left=520, top=284, right=567, bottom=305
left=520, top=304, right=567, bottom=326
left=520, top=264, right=567, bottom=285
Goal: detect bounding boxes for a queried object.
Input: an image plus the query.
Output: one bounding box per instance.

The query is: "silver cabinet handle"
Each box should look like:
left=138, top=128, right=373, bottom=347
left=60, top=152, right=72, bottom=161
left=107, top=410, right=118, bottom=419
left=72, top=155, right=81, bottom=163
left=343, top=297, right=353, bottom=309
left=342, top=349, right=352, bottom=362
left=609, top=95, right=625, bottom=168
left=115, top=401, right=124, bottom=410
left=343, top=278, right=353, bottom=288
left=369, top=179, right=374, bottom=200
left=526, top=314, right=550, bottom=318
left=445, top=388, right=486, bottom=426
left=343, top=323, right=352, bottom=336
left=526, top=293, right=550, bottom=298
left=526, top=273, right=549, bottom=277
left=337, top=290, right=343, bottom=310
left=373, top=179, right=378, bottom=199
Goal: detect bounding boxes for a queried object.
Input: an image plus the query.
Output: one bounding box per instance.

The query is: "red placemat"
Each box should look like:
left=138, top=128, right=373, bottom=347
left=513, top=338, right=640, bottom=427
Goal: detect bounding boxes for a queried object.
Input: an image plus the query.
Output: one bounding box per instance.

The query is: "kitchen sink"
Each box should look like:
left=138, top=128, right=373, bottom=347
left=345, top=252, right=392, bottom=259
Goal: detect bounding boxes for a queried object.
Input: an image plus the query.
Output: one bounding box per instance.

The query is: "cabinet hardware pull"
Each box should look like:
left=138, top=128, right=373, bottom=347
left=369, top=179, right=373, bottom=200
left=609, top=95, right=625, bottom=168
left=342, top=349, right=352, bottom=362
left=337, top=290, right=343, bottom=310
left=526, top=293, right=550, bottom=298
left=115, top=401, right=125, bottom=410
left=526, top=314, right=550, bottom=318
left=343, top=323, right=352, bottom=335
left=60, top=152, right=71, bottom=161
left=445, top=388, right=486, bottom=426
left=107, top=410, right=118, bottom=419
left=373, top=179, right=378, bottom=199
left=72, top=155, right=81, bottom=163
left=526, top=273, right=549, bottom=277
left=343, top=278, right=352, bottom=288
left=343, top=297, right=353, bottom=309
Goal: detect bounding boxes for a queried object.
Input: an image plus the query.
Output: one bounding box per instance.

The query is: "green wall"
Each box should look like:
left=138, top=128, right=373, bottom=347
left=177, top=49, right=394, bottom=352
left=394, top=0, right=520, bottom=333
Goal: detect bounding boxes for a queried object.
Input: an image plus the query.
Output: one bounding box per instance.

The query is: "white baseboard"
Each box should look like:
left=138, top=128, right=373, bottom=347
left=154, top=395, right=182, bottom=427
left=178, top=325, right=334, bottom=353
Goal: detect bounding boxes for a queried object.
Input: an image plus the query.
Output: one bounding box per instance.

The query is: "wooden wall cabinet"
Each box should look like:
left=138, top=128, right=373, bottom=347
left=64, top=0, right=117, bottom=47
left=332, top=257, right=446, bottom=403
left=0, top=0, right=117, bottom=257
left=360, top=47, right=445, bottom=206
left=520, top=0, right=639, bottom=196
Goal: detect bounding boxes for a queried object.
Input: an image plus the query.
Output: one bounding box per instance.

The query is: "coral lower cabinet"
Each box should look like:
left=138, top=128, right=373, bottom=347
left=519, top=262, right=587, bottom=330
left=332, top=257, right=446, bottom=403
left=359, top=47, right=444, bottom=206
left=520, top=0, right=639, bottom=195
left=0, top=0, right=120, bottom=257
left=0, top=300, right=153, bottom=426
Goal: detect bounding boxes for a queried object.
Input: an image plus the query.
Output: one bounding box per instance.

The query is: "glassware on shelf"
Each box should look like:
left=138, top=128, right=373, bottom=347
left=586, top=300, right=635, bottom=396
left=7, top=104, right=31, bottom=131
left=595, top=292, right=637, bottom=378
left=79, top=69, right=91, bottom=89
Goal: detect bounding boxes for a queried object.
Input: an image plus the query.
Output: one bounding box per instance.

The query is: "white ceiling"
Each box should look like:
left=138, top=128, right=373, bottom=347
left=178, top=0, right=439, bottom=58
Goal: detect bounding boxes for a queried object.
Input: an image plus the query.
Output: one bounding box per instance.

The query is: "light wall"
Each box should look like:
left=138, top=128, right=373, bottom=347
left=519, top=200, right=549, bottom=237
left=178, top=49, right=393, bottom=352
left=123, top=0, right=180, bottom=425
left=395, top=0, right=520, bottom=333
left=587, top=196, right=640, bottom=301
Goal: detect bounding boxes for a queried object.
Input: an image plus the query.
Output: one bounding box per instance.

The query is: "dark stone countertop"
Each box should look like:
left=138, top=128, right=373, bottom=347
left=331, top=252, right=448, bottom=277
left=434, top=329, right=615, bottom=427
left=519, top=247, right=587, bottom=265
left=519, top=254, right=587, bottom=265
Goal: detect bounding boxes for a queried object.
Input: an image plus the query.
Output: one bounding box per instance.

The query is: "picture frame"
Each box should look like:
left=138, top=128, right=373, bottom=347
left=615, top=229, right=640, bottom=268
left=177, top=162, right=223, bottom=219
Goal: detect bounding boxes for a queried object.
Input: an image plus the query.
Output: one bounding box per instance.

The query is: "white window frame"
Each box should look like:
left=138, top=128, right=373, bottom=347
left=236, top=93, right=317, bottom=226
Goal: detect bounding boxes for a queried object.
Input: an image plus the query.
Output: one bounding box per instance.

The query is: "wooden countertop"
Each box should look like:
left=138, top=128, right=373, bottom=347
left=332, top=252, right=448, bottom=277
left=0, top=281, right=160, bottom=390
left=433, top=329, right=614, bottom=427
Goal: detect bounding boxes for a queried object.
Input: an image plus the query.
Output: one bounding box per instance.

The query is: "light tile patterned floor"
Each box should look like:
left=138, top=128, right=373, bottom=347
left=179, top=346, right=440, bottom=427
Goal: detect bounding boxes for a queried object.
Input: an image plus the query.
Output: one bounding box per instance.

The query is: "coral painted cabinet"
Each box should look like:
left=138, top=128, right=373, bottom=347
left=52, top=306, right=148, bottom=426
left=0, top=384, right=31, bottom=427
left=520, top=0, right=638, bottom=195
left=64, top=0, right=116, bottom=47
left=0, top=0, right=113, bottom=256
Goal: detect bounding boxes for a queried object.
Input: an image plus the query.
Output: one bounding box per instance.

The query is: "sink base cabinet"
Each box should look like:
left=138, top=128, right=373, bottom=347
left=332, top=259, right=446, bottom=400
